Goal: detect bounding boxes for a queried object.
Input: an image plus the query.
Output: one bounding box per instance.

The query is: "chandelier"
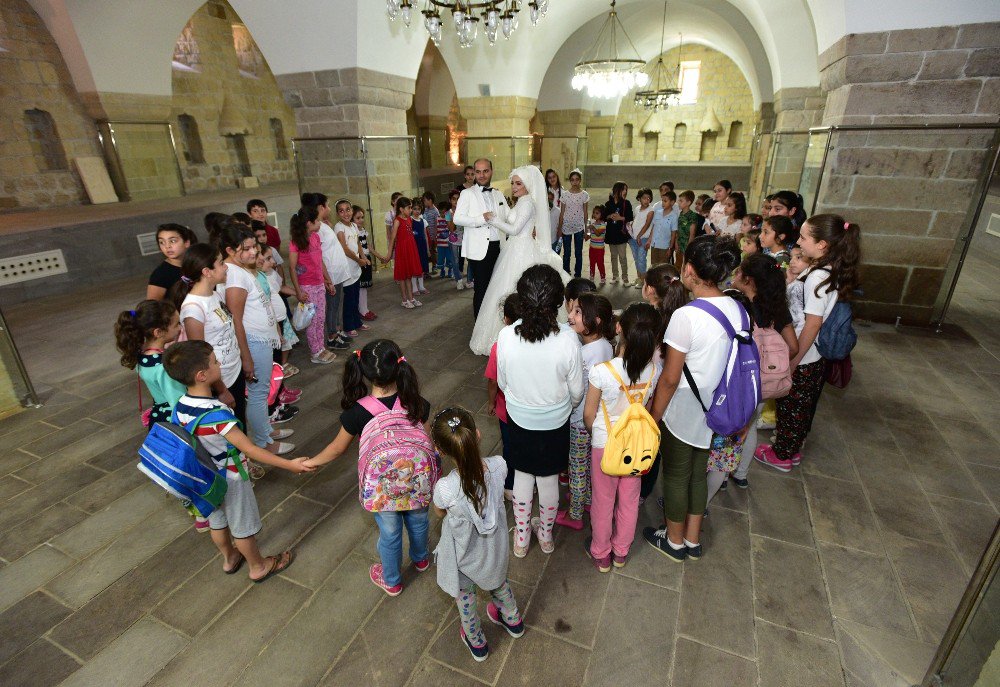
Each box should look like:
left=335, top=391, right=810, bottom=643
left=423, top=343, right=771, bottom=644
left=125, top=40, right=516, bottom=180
left=572, top=0, right=649, bottom=99
left=386, top=1, right=549, bottom=48
left=634, top=3, right=682, bottom=111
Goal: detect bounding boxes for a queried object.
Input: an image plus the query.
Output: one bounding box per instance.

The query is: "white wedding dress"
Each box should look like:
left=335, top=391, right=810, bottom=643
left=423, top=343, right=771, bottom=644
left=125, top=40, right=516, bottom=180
left=469, top=166, right=570, bottom=355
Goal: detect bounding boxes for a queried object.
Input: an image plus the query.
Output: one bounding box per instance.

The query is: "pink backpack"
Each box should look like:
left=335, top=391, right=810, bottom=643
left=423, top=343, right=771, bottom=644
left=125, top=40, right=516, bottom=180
left=753, top=325, right=791, bottom=399
left=356, top=396, right=439, bottom=512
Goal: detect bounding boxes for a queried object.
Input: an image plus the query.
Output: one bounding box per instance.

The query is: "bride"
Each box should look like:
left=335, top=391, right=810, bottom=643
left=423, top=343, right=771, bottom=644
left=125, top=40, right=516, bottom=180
left=469, top=165, right=570, bottom=355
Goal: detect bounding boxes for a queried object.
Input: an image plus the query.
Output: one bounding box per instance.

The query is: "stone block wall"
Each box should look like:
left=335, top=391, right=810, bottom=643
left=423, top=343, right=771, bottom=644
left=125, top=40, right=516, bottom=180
left=613, top=45, right=758, bottom=164
left=0, top=0, right=103, bottom=210
left=538, top=109, right=590, bottom=178
left=815, top=22, right=1000, bottom=325
left=110, top=123, right=184, bottom=201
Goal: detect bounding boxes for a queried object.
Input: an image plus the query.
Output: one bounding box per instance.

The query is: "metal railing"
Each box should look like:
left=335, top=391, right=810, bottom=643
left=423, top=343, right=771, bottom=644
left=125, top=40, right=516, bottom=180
left=0, top=306, right=40, bottom=410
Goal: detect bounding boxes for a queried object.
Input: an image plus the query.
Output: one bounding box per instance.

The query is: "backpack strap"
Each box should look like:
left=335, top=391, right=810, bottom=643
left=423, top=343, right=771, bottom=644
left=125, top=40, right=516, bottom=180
left=600, top=361, right=655, bottom=434
left=357, top=395, right=389, bottom=417
left=685, top=299, right=750, bottom=340
left=683, top=364, right=709, bottom=414
left=171, top=406, right=249, bottom=481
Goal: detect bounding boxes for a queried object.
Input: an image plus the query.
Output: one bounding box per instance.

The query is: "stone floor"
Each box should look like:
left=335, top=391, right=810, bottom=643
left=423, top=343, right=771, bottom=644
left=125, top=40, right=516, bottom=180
left=0, top=256, right=998, bottom=687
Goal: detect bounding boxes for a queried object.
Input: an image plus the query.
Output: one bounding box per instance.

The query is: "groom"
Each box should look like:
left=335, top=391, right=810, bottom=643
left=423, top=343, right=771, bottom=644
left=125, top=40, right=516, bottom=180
left=455, top=158, right=508, bottom=318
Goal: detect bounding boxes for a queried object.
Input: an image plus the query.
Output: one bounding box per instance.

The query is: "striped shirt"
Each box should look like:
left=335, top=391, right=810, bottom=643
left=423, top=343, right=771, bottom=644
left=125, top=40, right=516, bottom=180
left=589, top=223, right=606, bottom=249
left=173, top=394, right=247, bottom=481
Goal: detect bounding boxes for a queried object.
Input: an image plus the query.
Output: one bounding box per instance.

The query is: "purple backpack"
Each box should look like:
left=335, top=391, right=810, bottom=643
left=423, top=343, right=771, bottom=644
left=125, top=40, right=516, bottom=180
left=681, top=300, right=762, bottom=437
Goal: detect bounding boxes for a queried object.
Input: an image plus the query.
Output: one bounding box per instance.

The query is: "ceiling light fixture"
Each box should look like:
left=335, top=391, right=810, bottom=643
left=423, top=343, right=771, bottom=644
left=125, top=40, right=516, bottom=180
left=571, top=0, right=649, bottom=99
left=387, top=1, right=548, bottom=48
left=634, top=2, right=682, bottom=111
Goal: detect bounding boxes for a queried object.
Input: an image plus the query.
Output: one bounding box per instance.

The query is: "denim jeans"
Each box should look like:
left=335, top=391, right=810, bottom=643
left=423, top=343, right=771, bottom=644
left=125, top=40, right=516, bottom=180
left=373, top=507, right=430, bottom=586
left=436, top=245, right=460, bottom=280
left=628, top=237, right=648, bottom=276
left=561, top=231, right=584, bottom=277
left=342, top=280, right=361, bottom=332
left=246, top=336, right=275, bottom=447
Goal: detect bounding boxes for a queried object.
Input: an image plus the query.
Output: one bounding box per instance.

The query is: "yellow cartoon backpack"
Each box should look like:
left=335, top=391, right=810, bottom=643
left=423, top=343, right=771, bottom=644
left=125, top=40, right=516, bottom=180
left=599, top=362, right=661, bottom=477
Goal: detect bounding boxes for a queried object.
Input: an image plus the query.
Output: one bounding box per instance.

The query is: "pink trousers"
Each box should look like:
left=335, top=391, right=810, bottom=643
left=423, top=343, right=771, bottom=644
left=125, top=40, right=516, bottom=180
left=589, top=447, right=642, bottom=559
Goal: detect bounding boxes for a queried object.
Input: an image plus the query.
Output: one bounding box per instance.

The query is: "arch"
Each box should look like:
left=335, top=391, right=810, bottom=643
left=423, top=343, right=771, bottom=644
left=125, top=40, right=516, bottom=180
left=177, top=114, right=205, bottom=163
left=23, top=109, right=68, bottom=171
left=728, top=120, right=744, bottom=148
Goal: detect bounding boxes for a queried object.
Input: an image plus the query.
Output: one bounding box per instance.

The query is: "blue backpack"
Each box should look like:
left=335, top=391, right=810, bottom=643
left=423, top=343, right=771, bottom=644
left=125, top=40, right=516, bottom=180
left=137, top=408, right=238, bottom=517
left=816, top=301, right=856, bottom=361
left=682, top=300, right=762, bottom=437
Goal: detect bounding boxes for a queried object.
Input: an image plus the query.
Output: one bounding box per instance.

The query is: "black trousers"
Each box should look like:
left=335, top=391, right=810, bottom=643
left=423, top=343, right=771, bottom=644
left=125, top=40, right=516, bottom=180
left=470, top=240, right=501, bottom=318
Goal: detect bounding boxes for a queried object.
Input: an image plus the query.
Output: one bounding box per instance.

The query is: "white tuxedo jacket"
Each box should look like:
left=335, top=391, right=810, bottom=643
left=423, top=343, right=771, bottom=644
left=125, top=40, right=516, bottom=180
left=455, top=185, right=508, bottom=260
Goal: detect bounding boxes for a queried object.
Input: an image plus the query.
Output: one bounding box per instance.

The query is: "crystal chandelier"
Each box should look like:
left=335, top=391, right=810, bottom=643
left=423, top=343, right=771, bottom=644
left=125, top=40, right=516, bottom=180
left=387, top=1, right=549, bottom=48
left=634, top=3, right=682, bottom=111
left=572, top=0, right=649, bottom=99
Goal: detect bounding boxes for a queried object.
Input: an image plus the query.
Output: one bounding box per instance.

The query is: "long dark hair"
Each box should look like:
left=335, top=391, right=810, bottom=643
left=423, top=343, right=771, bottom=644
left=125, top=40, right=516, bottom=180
left=545, top=168, right=562, bottom=191
left=114, top=299, right=177, bottom=369
left=301, top=192, right=329, bottom=209
left=617, top=302, right=660, bottom=383
left=771, top=190, right=806, bottom=227
left=739, top=254, right=789, bottom=329
left=576, top=293, right=615, bottom=342
left=644, top=263, right=687, bottom=357
left=216, top=220, right=255, bottom=258
left=515, top=265, right=564, bottom=342
left=169, top=242, right=220, bottom=308
left=156, top=223, right=197, bottom=245
left=763, top=215, right=798, bottom=248
left=609, top=181, right=628, bottom=203
left=728, top=192, right=747, bottom=221
left=685, top=234, right=741, bottom=284
left=804, top=214, right=861, bottom=301
left=431, top=406, right=486, bottom=515
left=289, top=205, right=320, bottom=251
left=342, top=339, right=423, bottom=424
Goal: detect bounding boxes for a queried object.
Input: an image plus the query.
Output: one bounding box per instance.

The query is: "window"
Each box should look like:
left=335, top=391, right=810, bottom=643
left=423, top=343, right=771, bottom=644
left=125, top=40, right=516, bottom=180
left=172, top=21, right=200, bottom=71
left=644, top=132, right=659, bottom=160
left=699, top=131, right=717, bottom=161
left=270, top=118, right=289, bottom=160
left=728, top=120, right=744, bottom=148
left=24, top=109, right=67, bottom=171
left=227, top=134, right=252, bottom=178
left=678, top=61, right=700, bottom=105
left=177, top=114, right=205, bottom=164
left=622, top=123, right=634, bottom=149
left=232, top=24, right=263, bottom=78
left=673, top=123, right=687, bottom=148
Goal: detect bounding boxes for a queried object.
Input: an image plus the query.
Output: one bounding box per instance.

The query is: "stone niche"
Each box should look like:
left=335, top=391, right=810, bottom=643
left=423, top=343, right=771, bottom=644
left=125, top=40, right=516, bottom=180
left=0, top=0, right=103, bottom=211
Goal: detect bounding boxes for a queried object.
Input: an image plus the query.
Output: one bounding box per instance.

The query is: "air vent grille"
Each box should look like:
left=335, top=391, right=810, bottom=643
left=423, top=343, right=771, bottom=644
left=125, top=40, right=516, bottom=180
left=136, top=232, right=160, bottom=256
left=0, top=249, right=68, bottom=286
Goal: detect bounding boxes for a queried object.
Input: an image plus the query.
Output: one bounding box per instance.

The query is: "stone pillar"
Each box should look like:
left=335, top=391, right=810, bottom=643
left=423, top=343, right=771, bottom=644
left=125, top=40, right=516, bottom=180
left=415, top=114, right=450, bottom=169
left=276, top=68, right=418, bottom=255
left=538, top=109, right=592, bottom=177
left=458, top=96, right=537, bottom=187
left=815, top=22, right=1000, bottom=325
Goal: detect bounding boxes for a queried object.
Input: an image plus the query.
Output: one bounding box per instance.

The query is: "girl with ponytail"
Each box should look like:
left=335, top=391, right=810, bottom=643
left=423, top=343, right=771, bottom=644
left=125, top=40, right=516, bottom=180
left=755, top=214, right=860, bottom=473
left=769, top=190, right=807, bottom=228
left=431, top=407, right=524, bottom=662
left=288, top=205, right=337, bottom=365
left=305, top=339, right=433, bottom=597
left=114, top=299, right=185, bottom=425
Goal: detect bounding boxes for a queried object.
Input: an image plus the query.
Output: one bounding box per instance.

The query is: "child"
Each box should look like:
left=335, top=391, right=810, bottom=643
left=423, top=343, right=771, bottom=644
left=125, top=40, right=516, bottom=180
left=431, top=407, right=524, bottom=662
left=353, top=205, right=382, bottom=321
left=760, top=216, right=798, bottom=269
left=700, top=198, right=717, bottom=235
left=287, top=206, right=337, bottom=365
left=253, top=220, right=287, bottom=286
left=756, top=215, right=860, bottom=472
left=247, top=199, right=281, bottom=249
left=448, top=189, right=469, bottom=288
left=485, top=294, right=521, bottom=496
left=163, top=340, right=313, bottom=582
left=410, top=196, right=431, bottom=291
left=147, top=223, right=196, bottom=301
left=422, top=191, right=439, bottom=273
left=303, top=192, right=351, bottom=351
left=257, top=244, right=302, bottom=387
left=564, top=277, right=597, bottom=317
left=720, top=192, right=747, bottom=236
left=676, top=191, right=698, bottom=267
left=638, top=263, right=687, bottom=502
left=761, top=194, right=774, bottom=218
left=740, top=230, right=761, bottom=258
left=630, top=188, right=654, bottom=288
left=434, top=200, right=458, bottom=282
left=742, top=213, right=763, bottom=236
left=583, top=302, right=662, bottom=570
left=386, top=196, right=424, bottom=308
left=557, top=169, right=589, bottom=278
left=729, top=254, right=798, bottom=489
left=649, top=191, right=677, bottom=268
left=304, top=340, right=433, bottom=596
left=587, top=206, right=608, bottom=284
left=548, top=190, right=561, bottom=254
left=385, top=191, right=403, bottom=252
left=785, top=246, right=810, bottom=338
left=332, top=199, right=366, bottom=338
left=115, top=299, right=185, bottom=426
left=769, top=190, right=807, bottom=227
left=497, top=265, right=584, bottom=557
left=557, top=292, right=615, bottom=530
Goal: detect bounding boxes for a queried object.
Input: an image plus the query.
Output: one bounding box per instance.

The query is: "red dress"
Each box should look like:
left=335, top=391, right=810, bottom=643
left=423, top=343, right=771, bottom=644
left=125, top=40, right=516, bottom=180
left=392, top=216, right=423, bottom=280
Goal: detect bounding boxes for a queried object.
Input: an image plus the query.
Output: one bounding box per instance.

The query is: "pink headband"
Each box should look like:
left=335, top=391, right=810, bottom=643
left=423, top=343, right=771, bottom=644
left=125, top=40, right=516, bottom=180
left=844, top=222, right=850, bottom=230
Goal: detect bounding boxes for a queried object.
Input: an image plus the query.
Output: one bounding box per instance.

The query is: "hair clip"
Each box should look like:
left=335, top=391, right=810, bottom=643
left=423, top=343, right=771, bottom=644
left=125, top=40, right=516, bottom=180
left=354, top=350, right=361, bottom=359
left=446, top=416, right=460, bottom=432
left=397, top=356, right=406, bottom=363
left=669, top=276, right=680, bottom=284
left=129, top=310, right=136, bottom=317
left=180, top=275, right=192, bottom=284
left=844, top=222, right=850, bottom=230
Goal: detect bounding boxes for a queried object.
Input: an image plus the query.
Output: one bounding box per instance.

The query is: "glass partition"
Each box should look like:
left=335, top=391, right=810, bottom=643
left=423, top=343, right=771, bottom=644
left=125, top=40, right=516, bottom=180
left=540, top=136, right=589, bottom=178
left=0, top=306, right=40, bottom=415
left=460, top=137, right=535, bottom=190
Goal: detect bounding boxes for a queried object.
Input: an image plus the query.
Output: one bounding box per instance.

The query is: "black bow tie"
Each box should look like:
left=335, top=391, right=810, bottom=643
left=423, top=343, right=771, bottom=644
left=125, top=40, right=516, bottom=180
left=481, top=186, right=493, bottom=192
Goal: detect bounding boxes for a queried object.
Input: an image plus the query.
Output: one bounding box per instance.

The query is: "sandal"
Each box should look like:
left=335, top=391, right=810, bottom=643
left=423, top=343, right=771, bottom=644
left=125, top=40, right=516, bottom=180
left=251, top=550, right=294, bottom=583
left=224, top=553, right=245, bottom=575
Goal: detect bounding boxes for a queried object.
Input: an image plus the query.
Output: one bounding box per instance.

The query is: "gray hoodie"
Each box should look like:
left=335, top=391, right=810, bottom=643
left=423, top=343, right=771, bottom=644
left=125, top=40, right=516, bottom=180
left=432, top=455, right=510, bottom=597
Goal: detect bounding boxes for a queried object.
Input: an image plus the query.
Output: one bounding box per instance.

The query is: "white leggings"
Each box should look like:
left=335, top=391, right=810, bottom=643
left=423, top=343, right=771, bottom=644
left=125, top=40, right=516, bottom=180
left=358, top=287, right=368, bottom=314
left=512, top=471, right=559, bottom=548
left=411, top=276, right=425, bottom=292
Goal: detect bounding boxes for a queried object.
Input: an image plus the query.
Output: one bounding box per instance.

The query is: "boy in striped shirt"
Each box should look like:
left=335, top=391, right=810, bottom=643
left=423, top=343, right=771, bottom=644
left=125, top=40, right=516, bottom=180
left=164, top=341, right=313, bottom=583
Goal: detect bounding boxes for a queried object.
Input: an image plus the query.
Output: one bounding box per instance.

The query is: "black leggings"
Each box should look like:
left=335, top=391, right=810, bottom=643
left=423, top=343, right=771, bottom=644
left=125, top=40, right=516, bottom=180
left=227, top=371, right=247, bottom=428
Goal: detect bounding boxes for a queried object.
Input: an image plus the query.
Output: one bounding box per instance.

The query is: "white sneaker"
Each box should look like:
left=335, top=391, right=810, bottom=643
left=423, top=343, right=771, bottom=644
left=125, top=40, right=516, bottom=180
left=456, top=281, right=465, bottom=291
left=271, top=429, right=294, bottom=441
left=412, top=299, right=423, bottom=307
left=402, top=300, right=415, bottom=309
left=757, top=418, right=776, bottom=430
left=271, top=442, right=295, bottom=455
left=311, top=351, right=335, bottom=364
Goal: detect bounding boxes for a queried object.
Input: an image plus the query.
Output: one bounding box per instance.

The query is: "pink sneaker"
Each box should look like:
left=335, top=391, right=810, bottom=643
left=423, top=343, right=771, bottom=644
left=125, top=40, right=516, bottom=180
left=369, top=563, right=402, bottom=596
left=612, top=552, right=628, bottom=568
left=555, top=509, right=584, bottom=530
left=413, top=559, right=430, bottom=572
left=279, top=388, right=301, bottom=404
left=754, top=444, right=793, bottom=473
left=791, top=452, right=802, bottom=466
left=194, top=517, right=210, bottom=533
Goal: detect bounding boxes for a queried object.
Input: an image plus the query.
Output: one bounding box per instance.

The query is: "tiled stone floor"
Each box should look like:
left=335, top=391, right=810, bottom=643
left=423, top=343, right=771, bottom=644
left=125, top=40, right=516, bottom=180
left=1, top=256, right=998, bottom=687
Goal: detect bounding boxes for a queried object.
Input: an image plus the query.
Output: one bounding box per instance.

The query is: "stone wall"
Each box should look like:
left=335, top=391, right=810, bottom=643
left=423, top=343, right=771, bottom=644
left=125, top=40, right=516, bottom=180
left=0, top=0, right=103, bottom=211
left=170, top=2, right=297, bottom=193
left=613, top=45, right=758, bottom=164
left=814, top=22, right=1000, bottom=325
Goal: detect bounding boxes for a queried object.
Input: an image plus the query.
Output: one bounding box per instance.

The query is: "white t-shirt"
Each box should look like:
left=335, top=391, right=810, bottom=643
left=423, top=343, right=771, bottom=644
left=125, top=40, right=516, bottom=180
left=718, top=217, right=743, bottom=236
left=263, top=269, right=286, bottom=322
left=588, top=357, right=660, bottom=448
left=319, top=222, right=352, bottom=285
left=663, top=297, right=746, bottom=449
left=180, top=292, right=241, bottom=387
left=631, top=205, right=655, bottom=240
left=548, top=205, right=561, bottom=245
left=708, top=200, right=728, bottom=232
left=271, top=250, right=284, bottom=267
left=335, top=221, right=362, bottom=286
left=560, top=190, right=590, bottom=234
left=571, top=338, right=615, bottom=425
left=220, top=265, right=279, bottom=346
left=797, top=267, right=839, bottom=366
